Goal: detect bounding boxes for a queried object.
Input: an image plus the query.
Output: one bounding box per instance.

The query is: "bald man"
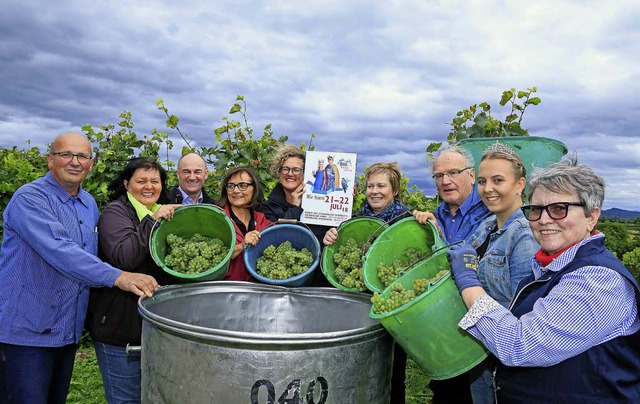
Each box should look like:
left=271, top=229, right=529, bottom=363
left=0, top=132, right=159, bottom=403
left=167, top=152, right=216, bottom=205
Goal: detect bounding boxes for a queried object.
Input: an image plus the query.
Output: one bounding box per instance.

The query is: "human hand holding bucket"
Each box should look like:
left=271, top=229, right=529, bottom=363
left=446, top=243, right=482, bottom=292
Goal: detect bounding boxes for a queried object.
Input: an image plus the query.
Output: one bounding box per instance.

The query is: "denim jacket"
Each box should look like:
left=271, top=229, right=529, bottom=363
left=468, top=209, right=539, bottom=308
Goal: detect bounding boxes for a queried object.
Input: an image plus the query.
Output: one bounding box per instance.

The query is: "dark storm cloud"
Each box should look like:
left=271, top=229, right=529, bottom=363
left=0, top=0, right=639, bottom=210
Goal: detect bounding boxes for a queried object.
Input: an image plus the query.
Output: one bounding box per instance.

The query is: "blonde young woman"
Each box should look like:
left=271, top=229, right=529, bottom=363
left=449, top=143, right=540, bottom=404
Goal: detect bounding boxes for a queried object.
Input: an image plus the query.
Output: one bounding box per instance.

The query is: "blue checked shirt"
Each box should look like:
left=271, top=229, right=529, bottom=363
left=435, top=187, right=491, bottom=243
left=459, top=233, right=640, bottom=367
left=0, top=173, right=122, bottom=347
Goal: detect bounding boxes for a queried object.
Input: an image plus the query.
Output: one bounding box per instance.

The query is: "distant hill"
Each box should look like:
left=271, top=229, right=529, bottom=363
left=602, top=208, right=640, bottom=220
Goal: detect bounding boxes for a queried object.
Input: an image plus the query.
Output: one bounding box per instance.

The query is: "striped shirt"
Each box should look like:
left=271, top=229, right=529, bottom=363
left=0, top=173, right=122, bottom=346
left=459, top=233, right=640, bottom=367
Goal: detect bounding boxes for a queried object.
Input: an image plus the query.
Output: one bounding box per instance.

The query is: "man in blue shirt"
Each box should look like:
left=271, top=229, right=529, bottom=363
left=166, top=152, right=216, bottom=205
left=414, top=146, right=490, bottom=243
left=0, top=132, right=160, bottom=404
left=413, top=145, right=491, bottom=403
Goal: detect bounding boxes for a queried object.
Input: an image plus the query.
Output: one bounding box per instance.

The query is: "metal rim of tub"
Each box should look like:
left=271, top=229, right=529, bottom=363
left=138, top=281, right=387, bottom=348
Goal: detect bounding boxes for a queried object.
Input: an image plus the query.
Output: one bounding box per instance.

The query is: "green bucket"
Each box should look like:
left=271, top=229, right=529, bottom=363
left=150, top=204, right=235, bottom=282
left=458, top=136, right=568, bottom=182
left=321, top=217, right=389, bottom=292
left=362, top=217, right=446, bottom=293
left=369, top=249, right=489, bottom=380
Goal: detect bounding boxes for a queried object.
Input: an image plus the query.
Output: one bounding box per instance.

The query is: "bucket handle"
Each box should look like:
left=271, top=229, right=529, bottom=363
left=275, top=218, right=317, bottom=235
left=244, top=219, right=318, bottom=251
left=395, top=240, right=464, bottom=279
left=330, top=216, right=386, bottom=256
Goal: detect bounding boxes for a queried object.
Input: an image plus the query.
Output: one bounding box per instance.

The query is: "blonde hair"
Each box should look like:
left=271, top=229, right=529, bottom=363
left=270, top=144, right=305, bottom=177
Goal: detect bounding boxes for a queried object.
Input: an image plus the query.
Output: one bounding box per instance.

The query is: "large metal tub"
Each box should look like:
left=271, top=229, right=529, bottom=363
left=138, top=282, right=393, bottom=403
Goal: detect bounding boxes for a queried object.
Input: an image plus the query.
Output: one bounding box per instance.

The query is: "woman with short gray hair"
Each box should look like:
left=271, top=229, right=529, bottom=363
left=447, top=156, right=640, bottom=402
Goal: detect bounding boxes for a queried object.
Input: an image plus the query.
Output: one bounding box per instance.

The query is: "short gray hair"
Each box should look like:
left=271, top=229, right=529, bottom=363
left=526, top=155, right=605, bottom=215
left=432, top=146, right=475, bottom=172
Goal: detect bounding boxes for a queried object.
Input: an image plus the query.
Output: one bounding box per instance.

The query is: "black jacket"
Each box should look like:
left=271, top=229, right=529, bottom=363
left=166, top=186, right=217, bottom=205
left=85, top=196, right=177, bottom=346
left=263, top=183, right=331, bottom=286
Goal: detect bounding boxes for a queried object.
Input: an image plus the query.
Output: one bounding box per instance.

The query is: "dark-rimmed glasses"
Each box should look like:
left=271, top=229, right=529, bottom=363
left=50, top=151, right=93, bottom=164
left=279, top=166, right=303, bottom=175
left=432, top=166, right=472, bottom=182
left=226, top=182, right=254, bottom=191
left=521, top=202, right=585, bottom=221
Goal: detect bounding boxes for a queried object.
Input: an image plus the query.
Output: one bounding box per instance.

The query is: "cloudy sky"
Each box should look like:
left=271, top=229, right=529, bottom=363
left=1, top=0, right=639, bottom=210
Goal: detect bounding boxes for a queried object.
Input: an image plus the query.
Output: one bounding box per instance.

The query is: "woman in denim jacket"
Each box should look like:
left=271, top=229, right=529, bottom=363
left=465, top=142, right=540, bottom=403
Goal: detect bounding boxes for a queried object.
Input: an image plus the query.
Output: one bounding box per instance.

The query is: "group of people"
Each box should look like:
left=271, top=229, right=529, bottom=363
left=0, top=131, right=638, bottom=403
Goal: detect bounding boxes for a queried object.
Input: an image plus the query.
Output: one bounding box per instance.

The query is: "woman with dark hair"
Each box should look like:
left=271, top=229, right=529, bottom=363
left=218, top=166, right=273, bottom=281
left=85, top=157, right=182, bottom=403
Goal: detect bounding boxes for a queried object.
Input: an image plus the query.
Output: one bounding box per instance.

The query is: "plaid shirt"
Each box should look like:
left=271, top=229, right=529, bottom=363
left=460, top=233, right=640, bottom=366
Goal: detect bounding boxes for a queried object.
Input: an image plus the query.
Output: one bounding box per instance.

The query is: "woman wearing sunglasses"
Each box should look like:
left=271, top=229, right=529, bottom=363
left=218, top=166, right=272, bottom=281
left=448, top=157, right=640, bottom=402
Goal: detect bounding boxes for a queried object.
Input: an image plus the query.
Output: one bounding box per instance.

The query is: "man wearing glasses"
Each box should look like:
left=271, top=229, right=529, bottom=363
left=0, top=132, right=160, bottom=403
left=413, top=145, right=491, bottom=404
left=166, top=152, right=216, bottom=205
left=414, top=146, right=490, bottom=244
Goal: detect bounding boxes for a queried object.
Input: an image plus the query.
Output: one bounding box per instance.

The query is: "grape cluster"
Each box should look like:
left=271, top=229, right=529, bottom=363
left=376, top=247, right=428, bottom=287
left=370, top=270, right=449, bottom=314
left=164, top=233, right=227, bottom=274
left=332, top=238, right=367, bottom=291
left=256, top=241, right=314, bottom=280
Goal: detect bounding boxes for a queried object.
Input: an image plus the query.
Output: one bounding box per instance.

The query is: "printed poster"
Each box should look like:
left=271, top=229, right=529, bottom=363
left=300, top=151, right=357, bottom=227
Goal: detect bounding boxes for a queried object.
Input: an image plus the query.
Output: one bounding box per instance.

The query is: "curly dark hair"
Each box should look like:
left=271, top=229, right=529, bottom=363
left=107, top=157, right=168, bottom=203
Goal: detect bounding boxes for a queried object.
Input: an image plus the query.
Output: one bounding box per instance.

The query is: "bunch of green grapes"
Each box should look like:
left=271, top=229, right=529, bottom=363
left=332, top=238, right=367, bottom=290
left=256, top=241, right=314, bottom=280
left=164, top=233, right=228, bottom=274
left=370, top=272, right=447, bottom=314
left=371, top=282, right=417, bottom=314
left=376, top=247, right=429, bottom=287
left=426, top=270, right=449, bottom=286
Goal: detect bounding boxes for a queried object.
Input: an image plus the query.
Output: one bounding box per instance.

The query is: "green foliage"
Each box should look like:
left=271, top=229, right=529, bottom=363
left=0, top=96, right=318, bottom=241
left=82, top=110, right=172, bottom=210
left=426, top=87, right=540, bottom=159
left=622, top=247, right=640, bottom=283
left=67, top=344, right=106, bottom=404
left=597, top=220, right=632, bottom=257
left=0, top=144, right=48, bottom=238
left=447, top=87, right=540, bottom=142
left=203, top=95, right=290, bottom=197
left=405, top=357, right=433, bottom=403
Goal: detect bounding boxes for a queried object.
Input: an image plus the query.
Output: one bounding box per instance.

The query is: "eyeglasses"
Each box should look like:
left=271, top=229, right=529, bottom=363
left=279, top=166, right=303, bottom=175
left=521, top=202, right=585, bottom=221
left=432, top=167, right=472, bottom=182
left=50, top=152, right=93, bottom=164
left=226, top=182, right=254, bottom=191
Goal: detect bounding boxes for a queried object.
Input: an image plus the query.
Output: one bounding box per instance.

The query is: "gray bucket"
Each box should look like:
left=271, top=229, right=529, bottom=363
left=138, top=281, right=393, bottom=403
